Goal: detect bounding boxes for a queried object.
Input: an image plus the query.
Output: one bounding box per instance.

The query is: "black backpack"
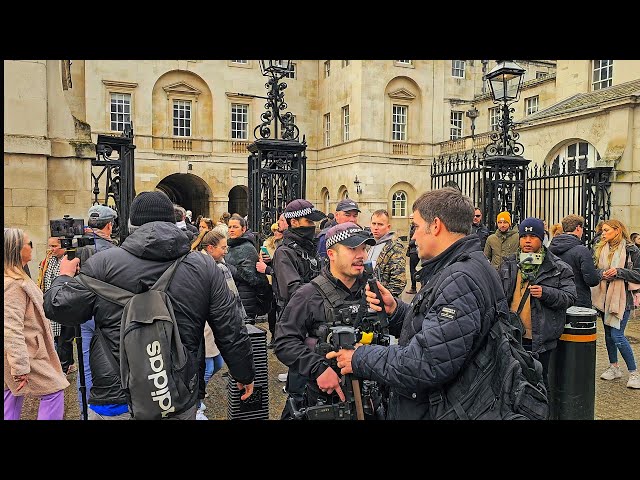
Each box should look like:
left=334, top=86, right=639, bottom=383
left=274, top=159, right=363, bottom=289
left=76, top=254, right=199, bottom=419
left=423, top=254, right=549, bottom=420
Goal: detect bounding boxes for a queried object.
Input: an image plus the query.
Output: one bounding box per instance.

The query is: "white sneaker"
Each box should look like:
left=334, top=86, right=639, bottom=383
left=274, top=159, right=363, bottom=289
left=196, top=411, right=208, bottom=420
left=627, top=371, right=640, bottom=389
left=198, top=401, right=206, bottom=412
left=278, top=373, right=288, bottom=382
left=600, top=365, right=623, bottom=380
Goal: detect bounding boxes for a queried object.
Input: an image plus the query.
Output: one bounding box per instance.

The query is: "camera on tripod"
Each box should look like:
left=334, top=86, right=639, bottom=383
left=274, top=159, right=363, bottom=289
left=49, top=215, right=94, bottom=260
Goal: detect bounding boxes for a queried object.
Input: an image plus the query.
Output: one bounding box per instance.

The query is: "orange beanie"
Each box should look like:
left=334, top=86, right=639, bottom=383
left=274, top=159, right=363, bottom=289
left=497, top=211, right=511, bottom=224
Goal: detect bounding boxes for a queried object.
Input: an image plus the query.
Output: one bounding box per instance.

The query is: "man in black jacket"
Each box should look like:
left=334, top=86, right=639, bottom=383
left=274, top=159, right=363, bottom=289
left=498, top=217, right=577, bottom=390
left=548, top=214, right=602, bottom=307
left=471, top=206, right=490, bottom=250
left=271, top=198, right=325, bottom=417
left=44, top=191, right=255, bottom=420
left=274, top=222, right=375, bottom=417
left=327, top=187, right=510, bottom=420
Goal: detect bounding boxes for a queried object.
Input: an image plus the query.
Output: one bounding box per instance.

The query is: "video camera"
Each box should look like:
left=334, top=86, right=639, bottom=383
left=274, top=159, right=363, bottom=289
left=49, top=215, right=95, bottom=260
left=291, top=261, right=391, bottom=420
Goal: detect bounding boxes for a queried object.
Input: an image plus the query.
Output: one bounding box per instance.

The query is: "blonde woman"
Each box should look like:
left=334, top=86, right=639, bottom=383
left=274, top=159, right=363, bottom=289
left=591, top=219, right=640, bottom=389
left=4, top=228, right=69, bottom=419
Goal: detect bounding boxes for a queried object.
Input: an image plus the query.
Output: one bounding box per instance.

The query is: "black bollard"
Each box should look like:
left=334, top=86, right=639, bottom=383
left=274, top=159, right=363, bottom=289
left=547, top=307, right=597, bottom=420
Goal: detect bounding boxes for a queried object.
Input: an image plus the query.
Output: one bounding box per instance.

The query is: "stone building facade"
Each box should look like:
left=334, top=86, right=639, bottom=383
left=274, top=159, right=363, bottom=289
left=5, top=59, right=639, bottom=274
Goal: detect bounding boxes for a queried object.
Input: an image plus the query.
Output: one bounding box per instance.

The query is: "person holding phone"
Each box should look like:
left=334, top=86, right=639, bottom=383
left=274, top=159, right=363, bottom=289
left=257, top=223, right=284, bottom=346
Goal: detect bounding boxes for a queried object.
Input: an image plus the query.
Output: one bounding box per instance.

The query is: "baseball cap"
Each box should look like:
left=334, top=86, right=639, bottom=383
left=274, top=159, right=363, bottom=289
left=336, top=199, right=361, bottom=213
left=88, top=204, right=117, bottom=221
left=283, top=199, right=326, bottom=222
left=325, top=222, right=376, bottom=249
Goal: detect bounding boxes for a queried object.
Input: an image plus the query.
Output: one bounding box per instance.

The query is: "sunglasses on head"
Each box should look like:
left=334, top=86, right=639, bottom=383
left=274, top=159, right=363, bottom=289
left=27, top=241, right=33, bottom=248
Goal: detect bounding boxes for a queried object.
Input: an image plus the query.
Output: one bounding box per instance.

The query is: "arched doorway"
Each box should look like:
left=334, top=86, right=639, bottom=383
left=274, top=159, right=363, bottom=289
left=228, top=185, right=248, bottom=218
left=156, top=173, right=212, bottom=220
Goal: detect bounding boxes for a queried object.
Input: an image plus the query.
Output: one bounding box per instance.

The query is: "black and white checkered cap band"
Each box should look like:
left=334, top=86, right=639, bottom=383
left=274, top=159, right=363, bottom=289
left=326, top=227, right=366, bottom=249
left=284, top=207, right=315, bottom=219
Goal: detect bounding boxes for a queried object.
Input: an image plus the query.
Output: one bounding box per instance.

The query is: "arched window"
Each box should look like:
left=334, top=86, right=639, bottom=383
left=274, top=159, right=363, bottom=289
left=321, top=188, right=330, bottom=213
left=392, top=191, right=408, bottom=217
left=342, top=190, right=350, bottom=200
left=548, top=140, right=601, bottom=173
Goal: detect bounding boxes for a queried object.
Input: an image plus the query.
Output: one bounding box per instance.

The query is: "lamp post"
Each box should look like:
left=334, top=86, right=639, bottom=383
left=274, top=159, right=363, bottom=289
left=466, top=105, right=479, bottom=140
left=484, top=60, right=526, bottom=157
left=248, top=60, right=306, bottom=242
left=353, top=175, right=362, bottom=195
left=255, top=60, right=300, bottom=141
left=481, top=60, right=529, bottom=231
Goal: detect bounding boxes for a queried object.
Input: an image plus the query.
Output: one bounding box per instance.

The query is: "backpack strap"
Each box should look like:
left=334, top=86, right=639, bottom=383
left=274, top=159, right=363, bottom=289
left=311, top=275, right=346, bottom=310
left=515, top=284, right=531, bottom=316
left=151, top=253, right=189, bottom=293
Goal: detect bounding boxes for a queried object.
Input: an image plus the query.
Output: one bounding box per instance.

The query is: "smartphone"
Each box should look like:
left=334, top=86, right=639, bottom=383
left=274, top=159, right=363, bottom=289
left=260, top=246, right=270, bottom=257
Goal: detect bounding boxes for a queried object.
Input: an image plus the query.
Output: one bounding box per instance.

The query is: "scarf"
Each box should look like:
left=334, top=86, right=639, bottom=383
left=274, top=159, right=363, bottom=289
left=591, top=239, right=627, bottom=329
left=519, top=247, right=545, bottom=283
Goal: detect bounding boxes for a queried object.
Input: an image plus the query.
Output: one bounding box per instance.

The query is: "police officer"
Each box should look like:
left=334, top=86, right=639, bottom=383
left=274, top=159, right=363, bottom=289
left=271, top=199, right=325, bottom=417
left=273, top=222, right=376, bottom=418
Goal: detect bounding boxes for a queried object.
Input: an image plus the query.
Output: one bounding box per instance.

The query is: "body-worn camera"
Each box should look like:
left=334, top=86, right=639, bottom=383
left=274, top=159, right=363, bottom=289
left=50, top=215, right=94, bottom=259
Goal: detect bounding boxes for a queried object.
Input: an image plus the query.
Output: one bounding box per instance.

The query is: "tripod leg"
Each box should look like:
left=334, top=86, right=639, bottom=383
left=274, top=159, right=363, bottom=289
left=75, top=325, right=88, bottom=421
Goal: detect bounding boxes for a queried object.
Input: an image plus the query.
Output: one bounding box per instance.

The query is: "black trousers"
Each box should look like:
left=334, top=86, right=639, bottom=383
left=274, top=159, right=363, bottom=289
left=409, top=253, right=420, bottom=289
left=56, top=325, right=76, bottom=372
left=522, top=338, right=552, bottom=392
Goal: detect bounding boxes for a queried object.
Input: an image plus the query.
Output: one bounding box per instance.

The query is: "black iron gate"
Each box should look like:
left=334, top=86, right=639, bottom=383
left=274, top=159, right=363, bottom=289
left=431, top=150, right=612, bottom=246
left=91, top=125, right=136, bottom=245
left=248, top=138, right=306, bottom=243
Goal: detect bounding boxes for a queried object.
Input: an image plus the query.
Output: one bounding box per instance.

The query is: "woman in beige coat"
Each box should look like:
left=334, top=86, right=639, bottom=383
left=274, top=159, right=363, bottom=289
left=4, top=228, right=69, bottom=420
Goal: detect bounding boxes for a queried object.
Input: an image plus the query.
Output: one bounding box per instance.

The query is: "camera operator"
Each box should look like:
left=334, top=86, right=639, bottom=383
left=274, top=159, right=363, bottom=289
left=327, top=188, right=512, bottom=420
left=273, top=222, right=375, bottom=418
left=74, top=204, right=118, bottom=419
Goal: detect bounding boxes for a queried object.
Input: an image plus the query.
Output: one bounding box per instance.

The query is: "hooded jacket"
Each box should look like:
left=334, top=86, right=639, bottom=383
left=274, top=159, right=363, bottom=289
left=226, top=232, right=269, bottom=317
left=44, top=221, right=254, bottom=411
left=369, top=231, right=407, bottom=297
left=548, top=233, right=601, bottom=307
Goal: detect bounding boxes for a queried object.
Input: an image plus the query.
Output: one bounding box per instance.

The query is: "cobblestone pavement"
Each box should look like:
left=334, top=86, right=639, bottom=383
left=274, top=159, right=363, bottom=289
left=22, top=300, right=638, bottom=421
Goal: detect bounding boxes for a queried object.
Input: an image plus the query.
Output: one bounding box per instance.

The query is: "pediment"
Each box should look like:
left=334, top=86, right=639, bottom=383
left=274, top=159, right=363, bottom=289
left=163, top=81, right=202, bottom=97
left=388, top=88, right=416, bottom=100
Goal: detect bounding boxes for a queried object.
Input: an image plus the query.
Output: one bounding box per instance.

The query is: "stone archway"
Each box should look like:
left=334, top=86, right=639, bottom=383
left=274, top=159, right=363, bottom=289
left=228, top=185, right=248, bottom=218
left=156, top=173, right=212, bottom=219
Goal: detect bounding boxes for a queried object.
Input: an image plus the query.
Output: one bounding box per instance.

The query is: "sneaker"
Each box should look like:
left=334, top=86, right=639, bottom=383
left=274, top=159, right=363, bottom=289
left=627, top=371, right=640, bottom=389
left=278, top=373, right=288, bottom=382
left=198, top=401, right=206, bottom=412
left=195, top=411, right=208, bottom=420
left=600, top=365, right=622, bottom=380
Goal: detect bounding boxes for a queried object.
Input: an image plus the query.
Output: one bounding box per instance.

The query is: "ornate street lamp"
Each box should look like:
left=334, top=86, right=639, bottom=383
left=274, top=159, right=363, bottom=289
left=255, top=60, right=299, bottom=141
left=481, top=60, right=529, bottom=232
left=484, top=60, right=526, bottom=157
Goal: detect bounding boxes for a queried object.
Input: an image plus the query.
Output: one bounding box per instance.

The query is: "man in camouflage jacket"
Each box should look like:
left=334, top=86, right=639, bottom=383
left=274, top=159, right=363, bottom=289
left=368, top=209, right=407, bottom=297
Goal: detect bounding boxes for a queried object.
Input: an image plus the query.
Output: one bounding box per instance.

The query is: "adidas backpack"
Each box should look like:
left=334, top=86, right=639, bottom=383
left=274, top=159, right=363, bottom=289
left=77, top=254, right=199, bottom=419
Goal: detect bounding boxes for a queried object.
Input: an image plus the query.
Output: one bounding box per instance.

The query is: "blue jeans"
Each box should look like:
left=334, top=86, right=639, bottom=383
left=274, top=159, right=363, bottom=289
left=77, top=319, right=95, bottom=419
left=204, top=354, right=224, bottom=386
left=603, top=309, right=637, bottom=371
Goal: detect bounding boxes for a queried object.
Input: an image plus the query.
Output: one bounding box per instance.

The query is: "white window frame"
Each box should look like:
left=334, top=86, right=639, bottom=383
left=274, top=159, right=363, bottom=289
left=549, top=141, right=601, bottom=171
left=395, top=60, right=413, bottom=65
left=392, top=104, right=407, bottom=141
left=323, top=113, right=331, bottom=147
left=489, top=106, right=501, bottom=132
left=173, top=99, right=192, bottom=137
left=452, top=60, right=465, bottom=78
left=592, top=60, right=613, bottom=90
left=103, top=80, right=137, bottom=134
left=392, top=191, right=408, bottom=218
left=324, top=60, right=331, bottom=78
left=450, top=111, right=463, bottom=140
left=342, top=105, right=350, bottom=142
left=230, top=60, right=248, bottom=64
left=231, top=103, right=249, bottom=140
left=109, top=92, right=132, bottom=132
left=525, top=96, right=539, bottom=115
left=536, top=71, right=547, bottom=79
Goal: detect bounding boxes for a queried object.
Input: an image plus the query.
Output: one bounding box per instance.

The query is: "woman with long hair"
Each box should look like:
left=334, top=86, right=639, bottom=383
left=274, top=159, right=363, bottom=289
left=191, top=217, right=215, bottom=251
left=4, top=228, right=69, bottom=419
left=591, top=219, right=640, bottom=389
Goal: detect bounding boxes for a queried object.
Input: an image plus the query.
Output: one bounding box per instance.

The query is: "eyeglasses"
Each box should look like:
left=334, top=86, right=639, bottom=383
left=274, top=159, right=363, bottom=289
left=474, top=214, right=482, bottom=218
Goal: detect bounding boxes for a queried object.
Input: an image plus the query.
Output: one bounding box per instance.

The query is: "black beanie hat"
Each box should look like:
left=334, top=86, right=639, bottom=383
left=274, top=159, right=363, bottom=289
left=519, top=217, right=545, bottom=242
left=129, top=191, right=176, bottom=226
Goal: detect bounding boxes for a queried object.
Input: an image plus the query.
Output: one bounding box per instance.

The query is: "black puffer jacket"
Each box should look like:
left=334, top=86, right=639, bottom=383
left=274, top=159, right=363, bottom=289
left=351, top=235, right=509, bottom=420
left=44, top=221, right=255, bottom=410
left=499, top=249, right=577, bottom=354
left=548, top=233, right=602, bottom=307
left=226, top=233, right=269, bottom=317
